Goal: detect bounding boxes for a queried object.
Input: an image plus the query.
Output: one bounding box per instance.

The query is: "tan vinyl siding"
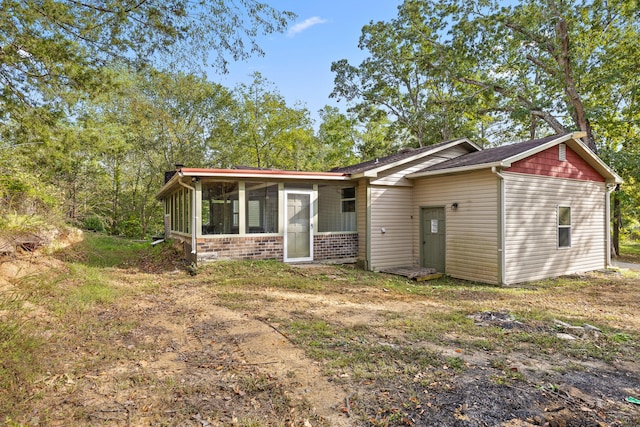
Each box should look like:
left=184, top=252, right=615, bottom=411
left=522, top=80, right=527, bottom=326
left=357, top=179, right=368, bottom=264
left=412, top=170, right=499, bottom=284
left=370, top=185, right=413, bottom=270
left=503, top=173, right=606, bottom=284
left=372, top=145, right=472, bottom=186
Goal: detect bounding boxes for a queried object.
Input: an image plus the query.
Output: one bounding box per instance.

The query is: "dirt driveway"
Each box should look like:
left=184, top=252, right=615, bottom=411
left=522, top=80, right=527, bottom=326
left=2, top=251, right=640, bottom=426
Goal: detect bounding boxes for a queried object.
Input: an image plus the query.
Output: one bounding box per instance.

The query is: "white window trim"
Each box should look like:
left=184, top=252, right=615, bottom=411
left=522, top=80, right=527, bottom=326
left=558, top=205, right=572, bottom=249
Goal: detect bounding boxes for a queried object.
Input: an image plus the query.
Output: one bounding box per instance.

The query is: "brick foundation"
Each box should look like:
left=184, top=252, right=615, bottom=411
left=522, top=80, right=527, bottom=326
left=194, top=233, right=358, bottom=264
left=196, top=235, right=284, bottom=262
left=313, top=233, right=358, bottom=261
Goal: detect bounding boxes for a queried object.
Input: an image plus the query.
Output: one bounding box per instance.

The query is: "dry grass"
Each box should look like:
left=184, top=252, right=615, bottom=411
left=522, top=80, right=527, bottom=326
left=1, top=234, right=639, bottom=426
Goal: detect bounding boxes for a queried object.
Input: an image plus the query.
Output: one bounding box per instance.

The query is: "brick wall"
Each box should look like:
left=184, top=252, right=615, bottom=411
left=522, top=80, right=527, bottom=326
left=195, top=233, right=359, bottom=263
left=314, top=233, right=358, bottom=261
left=196, top=236, right=284, bottom=262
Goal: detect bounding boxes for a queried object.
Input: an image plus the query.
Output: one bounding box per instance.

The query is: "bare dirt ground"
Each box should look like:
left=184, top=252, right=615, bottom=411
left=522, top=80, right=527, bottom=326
left=2, top=244, right=640, bottom=426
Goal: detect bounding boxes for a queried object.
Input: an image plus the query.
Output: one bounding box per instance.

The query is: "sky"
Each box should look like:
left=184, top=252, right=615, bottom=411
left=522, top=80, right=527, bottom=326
left=208, top=1, right=403, bottom=126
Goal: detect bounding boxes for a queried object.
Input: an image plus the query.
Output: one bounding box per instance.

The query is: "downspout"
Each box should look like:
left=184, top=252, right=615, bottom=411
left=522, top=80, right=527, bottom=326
left=177, top=173, right=197, bottom=255
left=491, top=167, right=506, bottom=286
left=605, top=183, right=617, bottom=268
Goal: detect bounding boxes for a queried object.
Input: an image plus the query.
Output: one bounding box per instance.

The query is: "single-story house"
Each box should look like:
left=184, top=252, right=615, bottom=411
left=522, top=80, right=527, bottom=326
left=156, top=132, right=622, bottom=285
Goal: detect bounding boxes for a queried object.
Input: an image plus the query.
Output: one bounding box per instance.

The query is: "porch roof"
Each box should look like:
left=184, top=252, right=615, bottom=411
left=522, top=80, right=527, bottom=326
left=156, top=167, right=349, bottom=199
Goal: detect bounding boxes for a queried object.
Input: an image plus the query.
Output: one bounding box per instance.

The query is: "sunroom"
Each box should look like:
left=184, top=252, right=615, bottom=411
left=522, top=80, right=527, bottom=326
left=157, top=167, right=358, bottom=264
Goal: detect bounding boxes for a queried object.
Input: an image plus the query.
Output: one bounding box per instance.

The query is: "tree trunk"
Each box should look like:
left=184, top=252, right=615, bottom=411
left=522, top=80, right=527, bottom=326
left=612, top=190, right=621, bottom=257
left=554, top=18, right=597, bottom=153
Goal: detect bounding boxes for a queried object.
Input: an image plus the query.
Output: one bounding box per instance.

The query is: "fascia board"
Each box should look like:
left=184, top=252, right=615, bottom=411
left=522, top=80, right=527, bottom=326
left=502, top=133, right=622, bottom=183
left=189, top=171, right=349, bottom=181
left=155, top=173, right=180, bottom=200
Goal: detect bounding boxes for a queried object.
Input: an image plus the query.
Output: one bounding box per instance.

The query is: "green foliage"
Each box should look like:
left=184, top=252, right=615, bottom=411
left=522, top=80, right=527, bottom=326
left=332, top=0, right=640, bottom=152
left=0, top=213, right=48, bottom=234
left=0, top=0, right=294, bottom=113
left=83, top=216, right=105, bottom=233
left=209, top=72, right=320, bottom=170
left=1, top=2, right=295, bottom=239
left=0, top=172, right=59, bottom=215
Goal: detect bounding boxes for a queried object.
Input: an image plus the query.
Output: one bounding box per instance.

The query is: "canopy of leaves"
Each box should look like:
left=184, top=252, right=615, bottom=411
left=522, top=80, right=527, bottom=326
left=0, top=0, right=294, bottom=123
left=332, top=0, right=640, bottom=152
left=209, top=72, right=317, bottom=171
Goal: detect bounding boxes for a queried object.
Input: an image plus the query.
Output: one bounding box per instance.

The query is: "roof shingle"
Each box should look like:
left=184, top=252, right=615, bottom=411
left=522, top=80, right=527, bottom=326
left=417, top=134, right=568, bottom=173
left=330, top=138, right=470, bottom=175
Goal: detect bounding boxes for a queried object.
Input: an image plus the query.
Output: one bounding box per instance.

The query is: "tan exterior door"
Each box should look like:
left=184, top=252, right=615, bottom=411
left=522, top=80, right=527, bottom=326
left=284, top=191, right=313, bottom=262
left=422, top=207, right=445, bottom=273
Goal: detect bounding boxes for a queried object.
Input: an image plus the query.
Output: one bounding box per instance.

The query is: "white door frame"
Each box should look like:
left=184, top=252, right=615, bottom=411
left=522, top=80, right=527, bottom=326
left=283, top=190, right=314, bottom=262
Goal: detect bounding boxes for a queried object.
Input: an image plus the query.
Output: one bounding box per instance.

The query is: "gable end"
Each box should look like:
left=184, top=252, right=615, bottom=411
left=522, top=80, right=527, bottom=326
left=506, top=145, right=605, bottom=182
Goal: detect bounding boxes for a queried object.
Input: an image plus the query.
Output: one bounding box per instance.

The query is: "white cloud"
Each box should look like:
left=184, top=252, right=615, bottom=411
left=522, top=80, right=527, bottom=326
left=287, top=16, right=328, bottom=37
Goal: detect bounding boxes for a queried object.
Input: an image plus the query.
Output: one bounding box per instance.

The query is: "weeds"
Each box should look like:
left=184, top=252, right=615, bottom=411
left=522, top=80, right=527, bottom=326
left=2, top=233, right=640, bottom=426
left=0, top=291, right=42, bottom=418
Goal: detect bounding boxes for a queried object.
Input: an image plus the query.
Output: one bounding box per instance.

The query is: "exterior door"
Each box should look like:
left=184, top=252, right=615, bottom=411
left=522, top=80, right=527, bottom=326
left=422, top=207, right=445, bottom=273
left=284, top=191, right=313, bottom=262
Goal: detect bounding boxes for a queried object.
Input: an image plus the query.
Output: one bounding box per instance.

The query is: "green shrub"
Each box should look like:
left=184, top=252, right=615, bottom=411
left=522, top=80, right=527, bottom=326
left=83, top=215, right=105, bottom=232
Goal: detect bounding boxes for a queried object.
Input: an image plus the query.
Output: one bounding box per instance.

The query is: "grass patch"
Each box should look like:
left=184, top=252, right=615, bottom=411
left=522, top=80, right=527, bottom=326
left=282, top=317, right=445, bottom=381
left=618, top=240, right=640, bottom=263
left=57, top=233, right=149, bottom=268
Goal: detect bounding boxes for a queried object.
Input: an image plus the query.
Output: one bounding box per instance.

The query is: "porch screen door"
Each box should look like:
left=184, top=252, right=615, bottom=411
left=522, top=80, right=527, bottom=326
left=284, top=192, right=313, bottom=262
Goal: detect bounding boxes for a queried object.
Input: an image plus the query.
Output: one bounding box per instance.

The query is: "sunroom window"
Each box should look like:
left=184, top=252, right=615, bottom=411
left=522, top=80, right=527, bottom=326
left=201, top=182, right=239, bottom=235
left=318, top=185, right=356, bottom=232
left=246, top=182, right=278, bottom=233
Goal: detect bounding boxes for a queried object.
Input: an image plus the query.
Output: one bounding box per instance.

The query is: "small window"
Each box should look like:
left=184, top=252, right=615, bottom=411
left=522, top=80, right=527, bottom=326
left=558, top=206, right=571, bottom=248
left=341, top=187, right=356, bottom=213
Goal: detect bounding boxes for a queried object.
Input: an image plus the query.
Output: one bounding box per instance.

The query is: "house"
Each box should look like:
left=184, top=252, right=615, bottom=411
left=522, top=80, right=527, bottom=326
left=156, top=132, right=622, bottom=285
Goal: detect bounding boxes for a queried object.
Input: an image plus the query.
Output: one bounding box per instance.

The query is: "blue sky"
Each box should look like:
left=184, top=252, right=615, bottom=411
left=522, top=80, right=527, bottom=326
left=208, top=1, right=403, bottom=125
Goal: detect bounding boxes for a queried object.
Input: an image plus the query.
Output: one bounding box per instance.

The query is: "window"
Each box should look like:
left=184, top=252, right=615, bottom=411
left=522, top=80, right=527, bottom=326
left=558, top=206, right=571, bottom=248
left=341, top=187, right=356, bottom=213
left=246, top=182, right=278, bottom=233
left=201, top=182, right=239, bottom=235
left=318, top=185, right=356, bottom=232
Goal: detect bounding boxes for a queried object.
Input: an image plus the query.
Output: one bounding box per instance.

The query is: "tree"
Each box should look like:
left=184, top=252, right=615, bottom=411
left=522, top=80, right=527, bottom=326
left=0, top=1, right=294, bottom=115
left=355, top=113, right=400, bottom=160
left=332, top=0, right=640, bottom=151
left=442, top=0, right=640, bottom=151
left=209, top=73, right=317, bottom=170
left=315, top=106, right=358, bottom=169
left=330, top=1, right=492, bottom=147
left=79, top=68, right=234, bottom=238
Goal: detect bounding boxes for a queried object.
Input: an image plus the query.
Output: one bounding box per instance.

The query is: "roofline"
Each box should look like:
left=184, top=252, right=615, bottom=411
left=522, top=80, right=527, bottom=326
left=500, top=132, right=577, bottom=165
left=351, top=138, right=481, bottom=178
left=180, top=168, right=348, bottom=180
left=155, top=168, right=349, bottom=199
left=406, top=132, right=623, bottom=183
left=406, top=161, right=504, bottom=178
